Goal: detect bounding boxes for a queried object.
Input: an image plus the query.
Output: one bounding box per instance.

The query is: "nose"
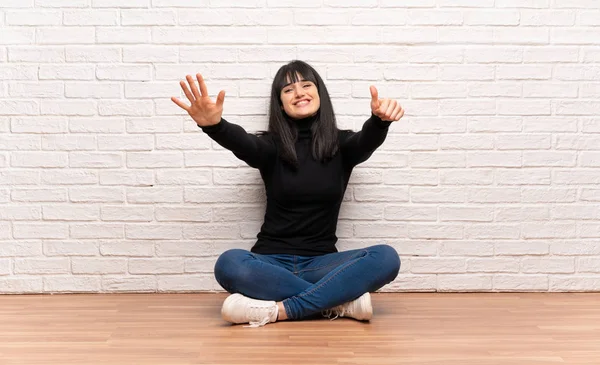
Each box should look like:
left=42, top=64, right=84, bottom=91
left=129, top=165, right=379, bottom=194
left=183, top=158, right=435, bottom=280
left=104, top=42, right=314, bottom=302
left=293, top=84, right=305, bottom=98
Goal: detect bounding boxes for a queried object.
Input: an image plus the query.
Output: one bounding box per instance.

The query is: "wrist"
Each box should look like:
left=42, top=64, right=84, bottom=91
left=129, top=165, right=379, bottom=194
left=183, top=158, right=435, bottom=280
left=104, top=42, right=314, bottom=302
left=199, top=118, right=225, bottom=132
left=370, top=113, right=392, bottom=128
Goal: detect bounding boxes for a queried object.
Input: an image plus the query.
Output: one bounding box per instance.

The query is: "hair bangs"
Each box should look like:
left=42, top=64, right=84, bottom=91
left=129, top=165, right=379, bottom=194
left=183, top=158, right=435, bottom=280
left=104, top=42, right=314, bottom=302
left=276, top=62, right=319, bottom=92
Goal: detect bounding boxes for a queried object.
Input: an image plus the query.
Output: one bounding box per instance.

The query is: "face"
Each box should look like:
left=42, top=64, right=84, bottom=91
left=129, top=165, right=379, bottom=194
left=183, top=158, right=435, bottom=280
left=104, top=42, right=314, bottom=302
left=280, top=74, right=320, bottom=120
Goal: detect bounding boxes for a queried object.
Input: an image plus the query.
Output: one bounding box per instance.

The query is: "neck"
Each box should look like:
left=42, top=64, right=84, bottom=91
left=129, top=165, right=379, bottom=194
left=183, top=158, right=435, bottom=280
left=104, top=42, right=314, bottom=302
left=289, top=113, right=318, bottom=139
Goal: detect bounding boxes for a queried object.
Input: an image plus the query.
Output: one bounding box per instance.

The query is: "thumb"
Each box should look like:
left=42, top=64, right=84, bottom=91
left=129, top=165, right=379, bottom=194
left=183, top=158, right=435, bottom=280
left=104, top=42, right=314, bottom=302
left=370, top=85, right=379, bottom=106
left=215, top=90, right=225, bottom=108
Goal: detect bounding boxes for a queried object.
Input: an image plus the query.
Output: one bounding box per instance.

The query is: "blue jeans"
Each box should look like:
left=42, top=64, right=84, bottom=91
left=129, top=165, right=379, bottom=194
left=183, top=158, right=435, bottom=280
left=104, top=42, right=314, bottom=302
left=213, top=244, right=401, bottom=320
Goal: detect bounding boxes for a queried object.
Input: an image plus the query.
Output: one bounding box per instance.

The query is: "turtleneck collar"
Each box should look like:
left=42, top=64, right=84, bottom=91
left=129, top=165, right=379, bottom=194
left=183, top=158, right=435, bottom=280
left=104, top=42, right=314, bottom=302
left=288, top=113, right=318, bottom=140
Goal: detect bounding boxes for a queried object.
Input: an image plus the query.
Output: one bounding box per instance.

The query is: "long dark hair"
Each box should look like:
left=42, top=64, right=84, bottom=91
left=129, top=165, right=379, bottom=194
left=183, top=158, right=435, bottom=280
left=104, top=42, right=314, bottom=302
left=262, top=60, right=339, bottom=169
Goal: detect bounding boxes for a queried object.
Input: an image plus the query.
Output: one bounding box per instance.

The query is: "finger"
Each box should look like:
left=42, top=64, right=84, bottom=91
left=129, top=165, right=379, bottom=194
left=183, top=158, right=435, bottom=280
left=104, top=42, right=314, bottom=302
left=369, top=85, right=379, bottom=104
left=171, top=96, right=190, bottom=112
left=390, top=103, right=402, bottom=121
left=186, top=74, right=201, bottom=100
left=377, top=99, right=390, bottom=116
left=180, top=80, right=195, bottom=103
left=215, top=90, right=225, bottom=108
left=397, top=107, right=405, bottom=120
left=384, top=100, right=396, bottom=119
left=197, top=73, right=209, bottom=97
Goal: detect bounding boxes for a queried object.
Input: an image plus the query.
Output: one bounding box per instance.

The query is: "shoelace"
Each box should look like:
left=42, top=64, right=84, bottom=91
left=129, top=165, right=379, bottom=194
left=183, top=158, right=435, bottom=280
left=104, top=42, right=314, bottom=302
left=244, top=305, right=277, bottom=328
left=322, top=306, right=346, bottom=321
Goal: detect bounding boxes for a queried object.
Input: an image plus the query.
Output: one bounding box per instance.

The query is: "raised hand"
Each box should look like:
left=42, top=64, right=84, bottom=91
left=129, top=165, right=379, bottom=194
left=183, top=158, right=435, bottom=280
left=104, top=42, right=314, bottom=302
left=370, top=85, right=404, bottom=122
left=171, top=73, right=225, bottom=127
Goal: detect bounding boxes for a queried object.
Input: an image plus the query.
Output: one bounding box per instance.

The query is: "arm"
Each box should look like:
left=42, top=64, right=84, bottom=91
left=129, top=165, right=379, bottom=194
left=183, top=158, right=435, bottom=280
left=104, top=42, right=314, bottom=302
left=201, top=118, right=275, bottom=170
left=341, top=85, right=405, bottom=167
left=340, top=114, right=392, bottom=167
left=171, top=73, right=275, bottom=169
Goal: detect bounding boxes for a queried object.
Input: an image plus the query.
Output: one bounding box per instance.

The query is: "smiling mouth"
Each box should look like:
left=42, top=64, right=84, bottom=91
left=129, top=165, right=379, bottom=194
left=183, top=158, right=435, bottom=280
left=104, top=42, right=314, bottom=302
left=295, top=100, right=310, bottom=106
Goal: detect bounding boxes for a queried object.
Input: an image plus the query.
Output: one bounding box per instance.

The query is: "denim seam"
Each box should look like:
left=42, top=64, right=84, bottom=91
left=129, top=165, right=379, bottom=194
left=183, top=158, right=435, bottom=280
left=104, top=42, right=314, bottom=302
left=294, top=250, right=368, bottom=299
left=293, top=255, right=298, bottom=275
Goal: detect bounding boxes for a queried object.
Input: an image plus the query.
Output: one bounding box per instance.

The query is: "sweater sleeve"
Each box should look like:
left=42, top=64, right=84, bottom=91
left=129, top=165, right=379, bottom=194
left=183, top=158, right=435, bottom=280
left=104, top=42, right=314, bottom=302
left=340, top=113, right=392, bottom=168
left=200, top=118, right=276, bottom=170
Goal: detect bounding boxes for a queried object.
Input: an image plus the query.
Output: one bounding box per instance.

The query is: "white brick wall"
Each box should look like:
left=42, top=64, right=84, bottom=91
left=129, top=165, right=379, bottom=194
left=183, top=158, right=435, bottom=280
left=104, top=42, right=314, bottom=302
left=1, top=1, right=600, bottom=294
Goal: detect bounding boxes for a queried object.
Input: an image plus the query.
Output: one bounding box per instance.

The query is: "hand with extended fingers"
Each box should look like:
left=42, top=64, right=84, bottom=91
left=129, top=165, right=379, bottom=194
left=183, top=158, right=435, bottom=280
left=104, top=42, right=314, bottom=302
left=369, top=85, right=404, bottom=122
left=171, top=73, right=225, bottom=127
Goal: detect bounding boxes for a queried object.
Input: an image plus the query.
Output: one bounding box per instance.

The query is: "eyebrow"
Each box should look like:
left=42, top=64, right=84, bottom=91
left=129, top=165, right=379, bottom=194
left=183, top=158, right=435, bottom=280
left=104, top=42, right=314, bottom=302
left=283, top=79, right=309, bottom=88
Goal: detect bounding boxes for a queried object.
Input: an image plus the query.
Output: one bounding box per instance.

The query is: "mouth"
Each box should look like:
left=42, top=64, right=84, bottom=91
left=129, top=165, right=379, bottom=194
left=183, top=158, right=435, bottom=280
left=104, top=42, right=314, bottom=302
left=294, top=99, right=311, bottom=107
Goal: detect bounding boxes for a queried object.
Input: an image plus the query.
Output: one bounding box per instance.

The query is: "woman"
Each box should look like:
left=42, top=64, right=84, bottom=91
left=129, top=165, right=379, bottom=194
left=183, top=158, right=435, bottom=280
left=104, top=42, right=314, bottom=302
left=171, top=60, right=404, bottom=328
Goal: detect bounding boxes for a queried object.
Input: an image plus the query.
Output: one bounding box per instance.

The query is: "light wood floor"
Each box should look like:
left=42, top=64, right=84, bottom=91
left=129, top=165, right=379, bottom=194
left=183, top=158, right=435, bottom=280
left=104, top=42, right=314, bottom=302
left=1, top=293, right=599, bottom=365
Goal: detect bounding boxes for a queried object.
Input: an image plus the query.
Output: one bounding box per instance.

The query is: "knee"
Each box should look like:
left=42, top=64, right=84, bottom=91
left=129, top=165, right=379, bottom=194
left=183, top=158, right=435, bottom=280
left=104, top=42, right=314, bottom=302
left=214, top=249, right=249, bottom=285
left=371, top=244, right=401, bottom=281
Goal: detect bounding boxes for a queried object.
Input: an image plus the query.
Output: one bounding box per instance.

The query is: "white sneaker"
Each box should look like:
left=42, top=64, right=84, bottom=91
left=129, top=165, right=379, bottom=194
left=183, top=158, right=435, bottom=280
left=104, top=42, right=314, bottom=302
left=221, top=293, right=279, bottom=328
left=322, top=292, right=373, bottom=321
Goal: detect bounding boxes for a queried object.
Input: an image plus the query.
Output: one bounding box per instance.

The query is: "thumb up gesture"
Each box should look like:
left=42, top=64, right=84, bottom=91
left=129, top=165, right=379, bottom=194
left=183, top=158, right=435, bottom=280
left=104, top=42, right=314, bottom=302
left=370, top=86, right=404, bottom=122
